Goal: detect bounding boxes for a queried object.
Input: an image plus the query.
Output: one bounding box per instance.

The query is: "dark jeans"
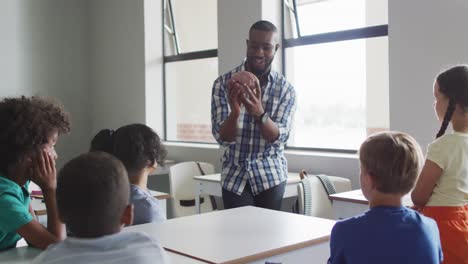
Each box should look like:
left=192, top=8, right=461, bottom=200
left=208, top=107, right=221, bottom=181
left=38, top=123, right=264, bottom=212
left=222, top=181, right=286, bottom=211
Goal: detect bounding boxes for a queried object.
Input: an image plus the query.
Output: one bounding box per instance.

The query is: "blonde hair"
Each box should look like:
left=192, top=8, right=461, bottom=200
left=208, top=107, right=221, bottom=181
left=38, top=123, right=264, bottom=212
left=359, top=131, right=423, bottom=194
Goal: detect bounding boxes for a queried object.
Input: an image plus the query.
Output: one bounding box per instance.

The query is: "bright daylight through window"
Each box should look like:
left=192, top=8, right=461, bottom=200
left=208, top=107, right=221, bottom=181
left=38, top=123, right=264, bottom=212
left=283, top=0, right=389, bottom=151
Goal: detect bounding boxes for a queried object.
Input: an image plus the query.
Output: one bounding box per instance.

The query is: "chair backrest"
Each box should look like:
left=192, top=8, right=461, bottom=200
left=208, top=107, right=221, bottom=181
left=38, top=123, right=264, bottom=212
left=297, top=174, right=352, bottom=219
left=169, top=161, right=215, bottom=218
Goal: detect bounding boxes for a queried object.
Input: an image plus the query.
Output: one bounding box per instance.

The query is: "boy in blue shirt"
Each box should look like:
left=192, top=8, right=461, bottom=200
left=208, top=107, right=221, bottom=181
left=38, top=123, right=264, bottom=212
left=0, top=96, right=70, bottom=250
left=328, top=131, right=443, bottom=264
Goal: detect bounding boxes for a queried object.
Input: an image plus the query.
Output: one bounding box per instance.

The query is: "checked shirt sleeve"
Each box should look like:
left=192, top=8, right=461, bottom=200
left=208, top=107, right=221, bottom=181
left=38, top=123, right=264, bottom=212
left=211, top=75, right=236, bottom=147
left=271, top=82, right=296, bottom=147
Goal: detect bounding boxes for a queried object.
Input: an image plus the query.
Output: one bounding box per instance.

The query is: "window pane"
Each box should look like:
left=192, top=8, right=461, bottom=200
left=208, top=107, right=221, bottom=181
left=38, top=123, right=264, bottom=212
left=286, top=36, right=389, bottom=150
left=165, top=57, right=218, bottom=143
left=164, top=0, right=217, bottom=55
left=287, top=0, right=387, bottom=38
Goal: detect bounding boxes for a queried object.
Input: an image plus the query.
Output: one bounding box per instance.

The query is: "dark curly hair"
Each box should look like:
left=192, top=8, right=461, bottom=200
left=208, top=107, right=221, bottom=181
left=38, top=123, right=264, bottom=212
left=90, top=124, right=167, bottom=177
left=0, top=96, right=71, bottom=175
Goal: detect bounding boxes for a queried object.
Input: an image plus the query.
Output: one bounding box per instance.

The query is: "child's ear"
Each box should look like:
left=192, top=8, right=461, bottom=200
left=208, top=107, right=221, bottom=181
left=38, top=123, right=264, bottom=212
left=121, top=204, right=134, bottom=226
left=365, top=173, right=377, bottom=189
left=361, top=168, right=374, bottom=188
left=146, top=160, right=157, bottom=172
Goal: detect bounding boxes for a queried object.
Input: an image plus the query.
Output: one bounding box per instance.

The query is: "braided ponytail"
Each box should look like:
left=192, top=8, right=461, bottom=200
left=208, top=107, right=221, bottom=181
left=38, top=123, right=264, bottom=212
left=436, top=100, right=456, bottom=138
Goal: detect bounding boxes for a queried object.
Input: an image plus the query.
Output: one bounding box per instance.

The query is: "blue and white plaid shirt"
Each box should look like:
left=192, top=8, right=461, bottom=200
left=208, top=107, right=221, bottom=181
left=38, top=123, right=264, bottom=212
left=211, top=61, right=297, bottom=196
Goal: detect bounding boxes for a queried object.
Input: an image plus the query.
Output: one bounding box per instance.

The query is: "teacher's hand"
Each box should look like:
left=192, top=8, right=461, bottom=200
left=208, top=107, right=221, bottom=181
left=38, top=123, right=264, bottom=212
left=227, top=79, right=242, bottom=116
left=239, top=79, right=264, bottom=118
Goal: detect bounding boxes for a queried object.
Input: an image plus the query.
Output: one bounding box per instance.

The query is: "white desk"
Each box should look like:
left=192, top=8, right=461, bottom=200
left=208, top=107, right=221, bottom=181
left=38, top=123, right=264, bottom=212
left=329, top=189, right=413, bottom=220
left=1, top=207, right=335, bottom=264
left=0, top=244, right=201, bottom=264
left=126, top=206, right=335, bottom=264
left=31, top=190, right=170, bottom=216
left=193, top=173, right=301, bottom=214
left=0, top=247, right=41, bottom=264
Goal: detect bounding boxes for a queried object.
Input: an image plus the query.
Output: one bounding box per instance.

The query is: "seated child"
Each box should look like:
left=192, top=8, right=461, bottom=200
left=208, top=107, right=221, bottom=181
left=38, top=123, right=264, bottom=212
left=0, top=96, right=70, bottom=250
left=32, top=152, right=168, bottom=263
left=90, top=124, right=167, bottom=224
left=328, top=131, right=443, bottom=264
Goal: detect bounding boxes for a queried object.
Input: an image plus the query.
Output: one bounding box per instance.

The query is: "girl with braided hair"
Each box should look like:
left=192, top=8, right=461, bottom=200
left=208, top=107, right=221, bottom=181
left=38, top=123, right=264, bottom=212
left=412, top=65, right=468, bottom=264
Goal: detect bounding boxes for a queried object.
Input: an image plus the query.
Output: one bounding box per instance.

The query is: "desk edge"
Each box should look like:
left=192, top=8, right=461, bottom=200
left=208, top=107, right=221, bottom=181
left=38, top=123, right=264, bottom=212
left=329, top=195, right=369, bottom=205
left=222, top=235, right=331, bottom=264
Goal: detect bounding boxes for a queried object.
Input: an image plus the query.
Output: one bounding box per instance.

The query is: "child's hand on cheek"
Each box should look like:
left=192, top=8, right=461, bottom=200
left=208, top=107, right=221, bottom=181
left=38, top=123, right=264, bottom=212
left=30, top=149, right=57, bottom=192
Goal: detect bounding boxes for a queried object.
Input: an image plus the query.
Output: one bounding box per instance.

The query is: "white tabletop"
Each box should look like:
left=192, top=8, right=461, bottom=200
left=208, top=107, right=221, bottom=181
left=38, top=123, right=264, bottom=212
left=0, top=244, right=203, bottom=264
left=194, top=173, right=301, bottom=184
left=125, top=206, right=335, bottom=264
left=0, top=246, right=41, bottom=264
left=329, top=189, right=413, bottom=207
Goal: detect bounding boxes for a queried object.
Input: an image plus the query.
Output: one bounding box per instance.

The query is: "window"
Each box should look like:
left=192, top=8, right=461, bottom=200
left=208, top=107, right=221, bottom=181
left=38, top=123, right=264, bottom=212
left=163, top=0, right=217, bottom=143
left=283, top=0, right=389, bottom=152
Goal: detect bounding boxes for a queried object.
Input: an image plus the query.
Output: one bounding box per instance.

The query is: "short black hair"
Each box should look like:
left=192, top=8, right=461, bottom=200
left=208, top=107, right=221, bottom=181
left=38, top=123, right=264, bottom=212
left=249, top=20, right=278, bottom=34
left=0, top=96, right=70, bottom=175
left=90, top=124, right=167, bottom=177
left=57, top=152, right=129, bottom=238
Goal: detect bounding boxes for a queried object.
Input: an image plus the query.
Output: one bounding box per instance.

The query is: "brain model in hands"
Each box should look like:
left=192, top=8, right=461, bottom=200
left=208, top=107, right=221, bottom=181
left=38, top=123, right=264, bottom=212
left=230, top=71, right=259, bottom=100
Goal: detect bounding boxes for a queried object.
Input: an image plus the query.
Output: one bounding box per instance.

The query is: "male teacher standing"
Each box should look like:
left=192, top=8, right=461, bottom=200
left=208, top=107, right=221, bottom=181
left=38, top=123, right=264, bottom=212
left=211, top=20, right=296, bottom=210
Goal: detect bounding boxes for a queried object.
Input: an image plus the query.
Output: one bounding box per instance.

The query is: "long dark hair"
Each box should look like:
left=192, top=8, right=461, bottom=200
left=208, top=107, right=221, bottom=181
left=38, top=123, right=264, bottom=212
left=435, top=65, right=468, bottom=138
left=90, top=124, right=167, bottom=177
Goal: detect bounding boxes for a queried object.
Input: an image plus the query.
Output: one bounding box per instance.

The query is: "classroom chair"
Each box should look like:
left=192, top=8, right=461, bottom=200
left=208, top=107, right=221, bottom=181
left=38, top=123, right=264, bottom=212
left=296, top=170, right=352, bottom=219
left=169, top=161, right=216, bottom=218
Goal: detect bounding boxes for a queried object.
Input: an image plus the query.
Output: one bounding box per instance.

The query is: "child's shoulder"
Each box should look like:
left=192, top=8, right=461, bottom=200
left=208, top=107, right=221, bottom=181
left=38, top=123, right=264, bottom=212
left=333, top=212, right=369, bottom=230
left=0, top=177, right=27, bottom=201
left=129, top=185, right=159, bottom=210
left=431, top=132, right=468, bottom=146
left=333, top=207, right=438, bottom=238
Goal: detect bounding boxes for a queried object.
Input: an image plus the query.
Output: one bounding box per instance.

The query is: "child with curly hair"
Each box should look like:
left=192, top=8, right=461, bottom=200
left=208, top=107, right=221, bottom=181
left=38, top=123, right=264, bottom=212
left=0, top=96, right=70, bottom=250
left=90, top=124, right=167, bottom=224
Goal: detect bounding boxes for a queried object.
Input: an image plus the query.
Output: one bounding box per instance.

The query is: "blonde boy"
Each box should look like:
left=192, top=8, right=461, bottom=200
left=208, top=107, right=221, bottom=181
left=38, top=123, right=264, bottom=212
left=328, top=132, right=443, bottom=264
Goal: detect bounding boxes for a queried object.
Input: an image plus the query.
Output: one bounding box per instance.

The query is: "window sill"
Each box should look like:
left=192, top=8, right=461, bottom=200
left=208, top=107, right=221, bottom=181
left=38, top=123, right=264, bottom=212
left=163, top=141, right=358, bottom=159
left=284, top=148, right=358, bottom=160
left=163, top=141, right=220, bottom=149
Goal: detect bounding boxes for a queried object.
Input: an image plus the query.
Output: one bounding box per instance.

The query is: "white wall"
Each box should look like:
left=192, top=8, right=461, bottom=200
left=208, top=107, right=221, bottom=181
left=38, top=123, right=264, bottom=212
left=389, top=0, right=468, bottom=152
left=144, top=0, right=164, bottom=134
left=90, top=0, right=147, bottom=134
left=366, top=0, right=389, bottom=131
left=0, top=0, right=91, bottom=168
left=217, top=0, right=262, bottom=75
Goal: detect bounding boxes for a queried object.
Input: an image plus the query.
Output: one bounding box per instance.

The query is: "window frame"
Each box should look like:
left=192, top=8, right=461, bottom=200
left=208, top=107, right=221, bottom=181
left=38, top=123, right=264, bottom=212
left=281, top=0, right=389, bottom=154
left=162, top=0, right=218, bottom=144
